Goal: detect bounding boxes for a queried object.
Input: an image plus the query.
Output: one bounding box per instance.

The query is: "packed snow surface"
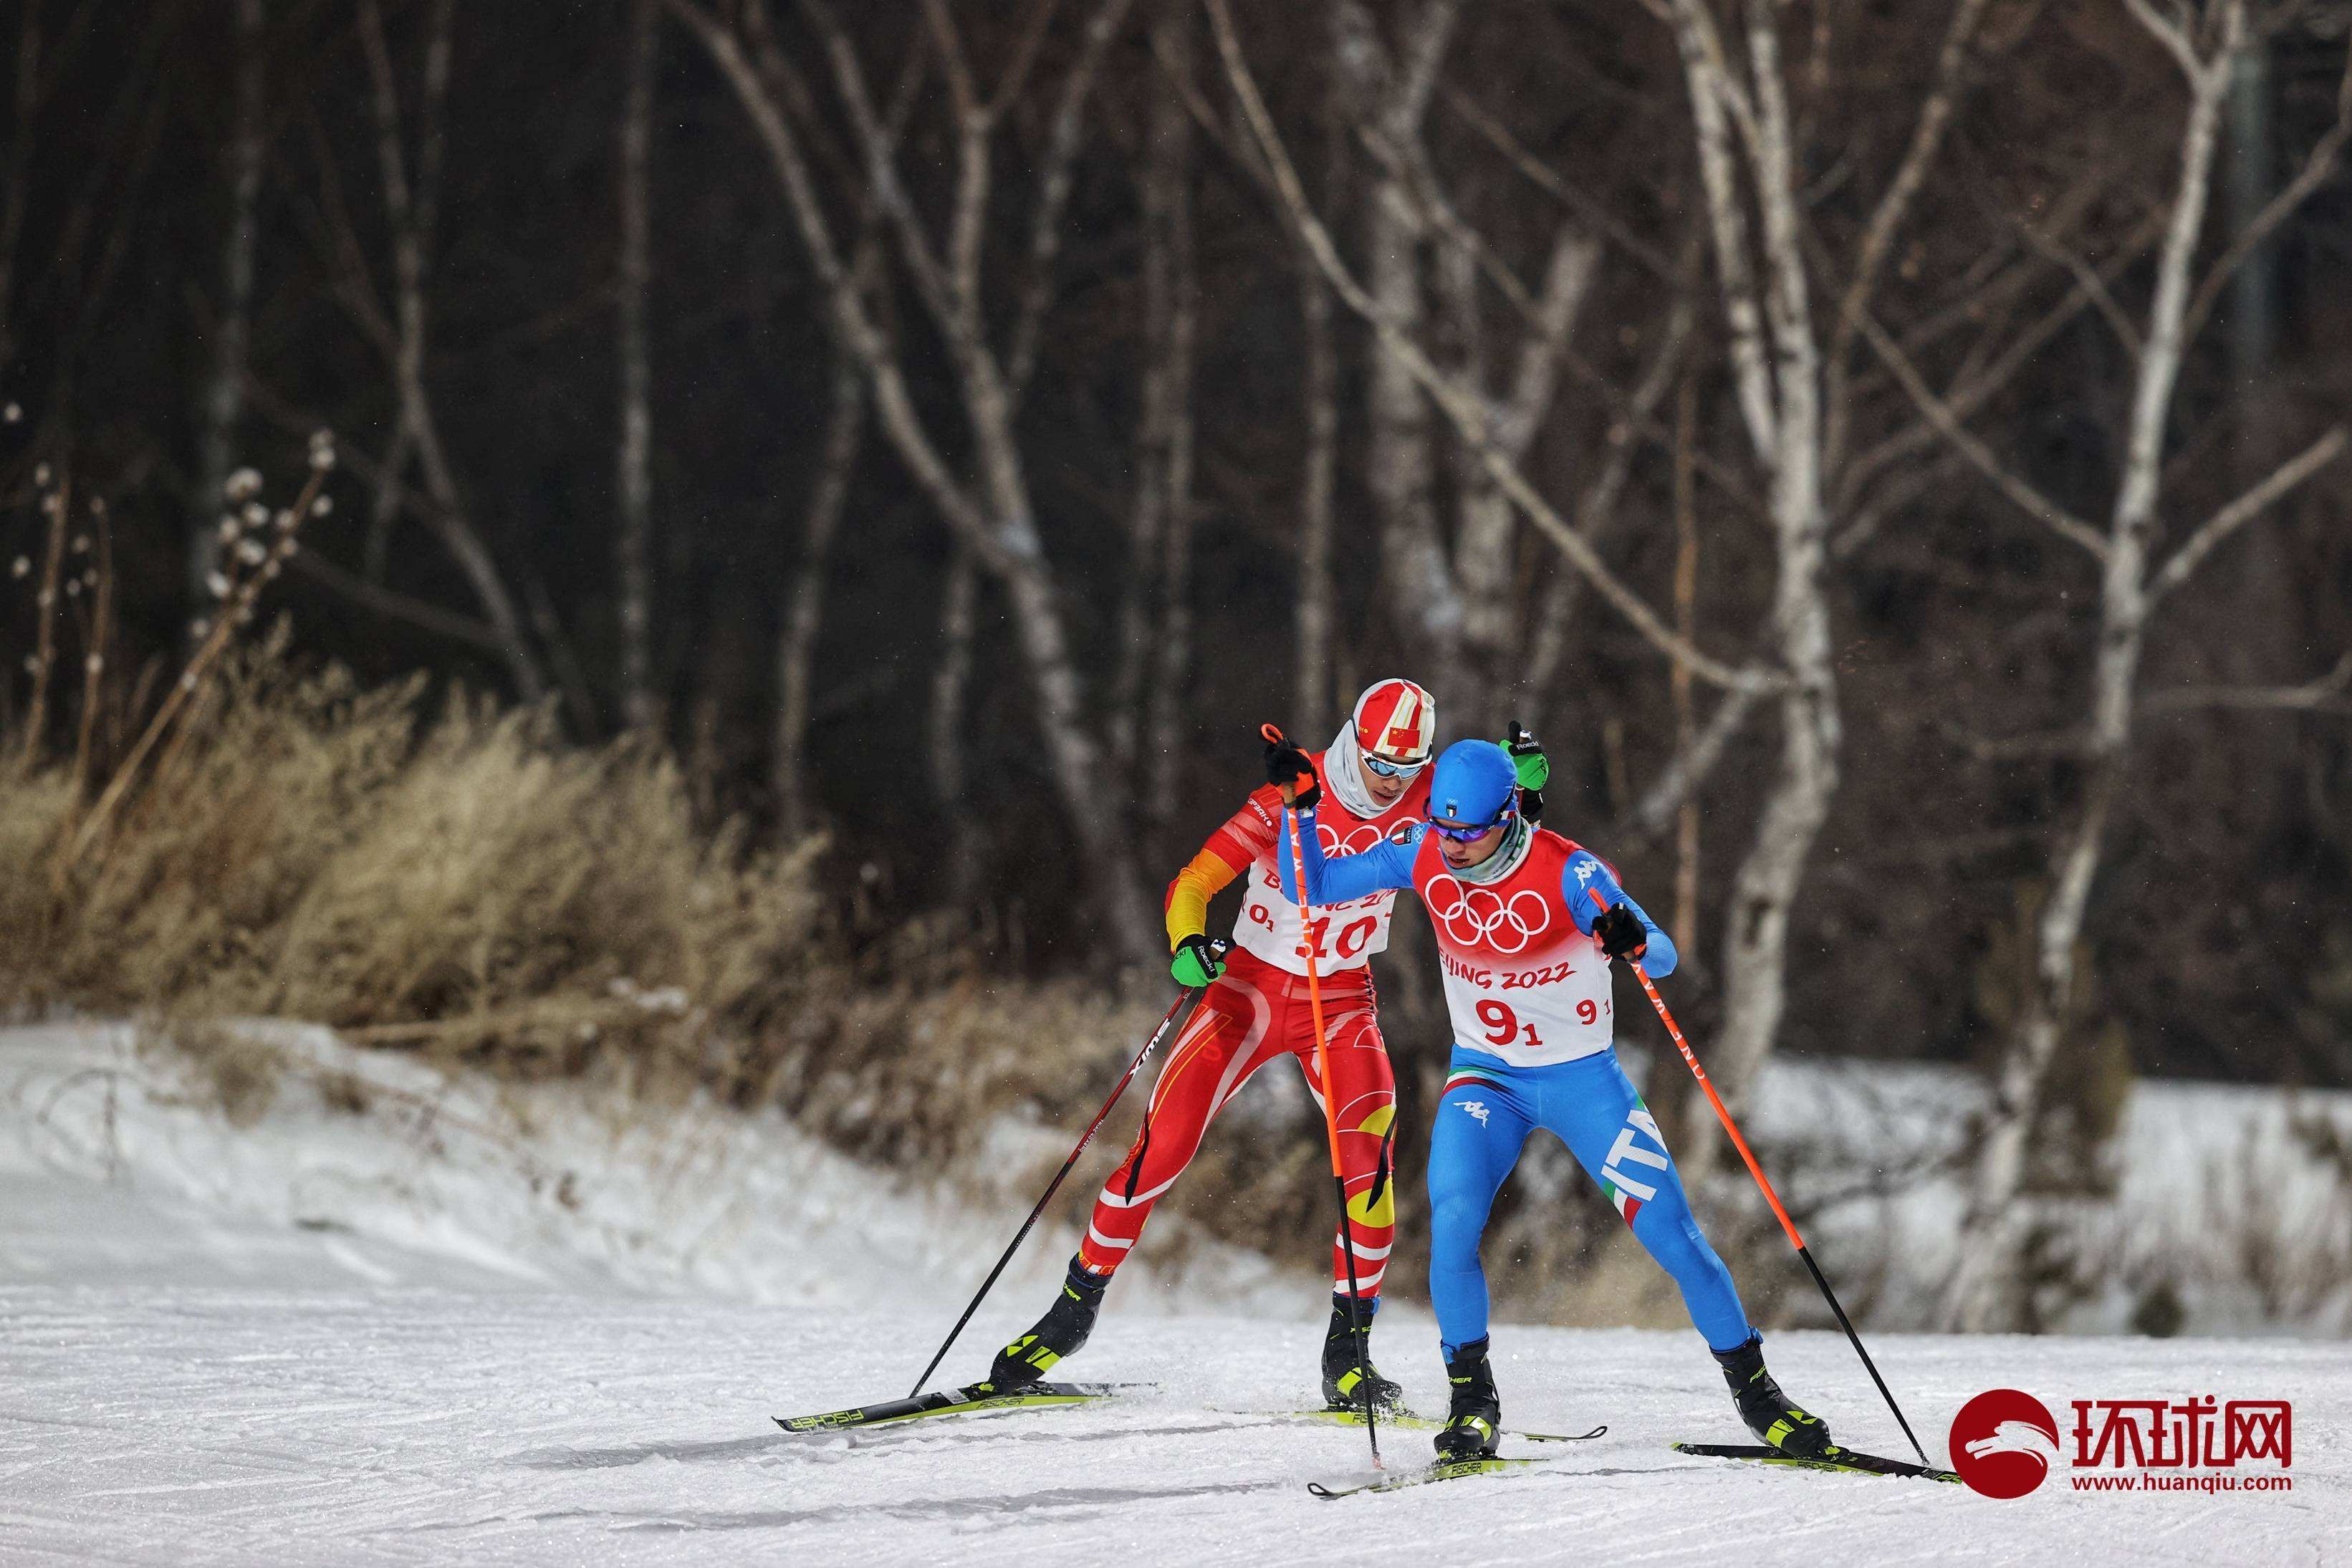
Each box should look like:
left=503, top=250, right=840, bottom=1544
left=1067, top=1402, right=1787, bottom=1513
left=2, top=1026, right=2346, bottom=1565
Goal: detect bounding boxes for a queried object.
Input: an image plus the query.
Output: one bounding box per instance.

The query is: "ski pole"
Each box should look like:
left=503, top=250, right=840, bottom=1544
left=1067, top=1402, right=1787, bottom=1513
left=907, top=958, right=1224, bottom=1400
left=1264, top=723, right=1382, bottom=1469
left=1593, top=890, right=1931, bottom=1468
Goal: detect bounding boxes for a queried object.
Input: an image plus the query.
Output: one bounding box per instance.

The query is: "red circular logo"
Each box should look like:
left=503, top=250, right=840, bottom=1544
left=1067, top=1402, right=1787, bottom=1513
left=1949, top=1388, right=2060, bottom=1499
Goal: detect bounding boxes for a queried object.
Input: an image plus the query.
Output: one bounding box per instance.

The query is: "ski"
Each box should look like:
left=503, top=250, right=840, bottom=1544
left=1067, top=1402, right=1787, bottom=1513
left=1671, top=1441, right=1959, bottom=1483
left=1266, top=1408, right=1605, bottom=1444
left=1309, top=1454, right=1569, bottom=1499
left=774, top=1381, right=1156, bottom=1433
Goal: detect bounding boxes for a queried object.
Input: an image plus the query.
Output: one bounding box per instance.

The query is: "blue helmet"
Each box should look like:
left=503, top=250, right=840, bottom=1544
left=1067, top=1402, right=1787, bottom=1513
left=1429, top=739, right=1517, bottom=828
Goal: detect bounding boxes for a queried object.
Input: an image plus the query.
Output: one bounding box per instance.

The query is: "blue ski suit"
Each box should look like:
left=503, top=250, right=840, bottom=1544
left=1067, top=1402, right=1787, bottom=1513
left=1280, top=804, right=1753, bottom=1356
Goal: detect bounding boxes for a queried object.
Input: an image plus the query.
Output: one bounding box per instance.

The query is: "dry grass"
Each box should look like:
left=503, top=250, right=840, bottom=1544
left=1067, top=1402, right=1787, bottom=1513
left=0, top=643, right=823, bottom=1090
left=0, top=644, right=1177, bottom=1199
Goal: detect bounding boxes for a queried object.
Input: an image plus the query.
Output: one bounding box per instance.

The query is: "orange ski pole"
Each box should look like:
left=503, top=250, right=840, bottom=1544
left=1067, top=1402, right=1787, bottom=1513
left=1264, top=723, right=1381, bottom=1468
left=1591, top=887, right=1929, bottom=1467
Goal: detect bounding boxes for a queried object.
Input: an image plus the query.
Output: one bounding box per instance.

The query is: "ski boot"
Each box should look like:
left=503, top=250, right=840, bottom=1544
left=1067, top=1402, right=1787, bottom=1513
left=984, top=1259, right=1107, bottom=1391
left=1320, top=1294, right=1403, bottom=1414
left=1433, top=1336, right=1501, bottom=1460
left=1713, top=1333, right=1835, bottom=1458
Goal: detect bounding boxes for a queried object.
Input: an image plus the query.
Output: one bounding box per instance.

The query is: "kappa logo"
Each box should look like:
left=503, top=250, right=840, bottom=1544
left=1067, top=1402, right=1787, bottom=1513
left=1457, top=1100, right=1491, bottom=1126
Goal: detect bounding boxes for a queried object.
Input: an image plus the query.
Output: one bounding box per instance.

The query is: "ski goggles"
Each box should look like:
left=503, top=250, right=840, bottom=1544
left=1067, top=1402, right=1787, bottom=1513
left=1361, top=751, right=1429, bottom=780
left=1426, top=810, right=1511, bottom=842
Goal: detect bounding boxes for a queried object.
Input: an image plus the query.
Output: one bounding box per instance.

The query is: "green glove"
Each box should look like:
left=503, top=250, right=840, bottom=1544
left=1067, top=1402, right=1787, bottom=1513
left=1171, top=935, right=1227, bottom=989
left=1504, top=721, right=1550, bottom=792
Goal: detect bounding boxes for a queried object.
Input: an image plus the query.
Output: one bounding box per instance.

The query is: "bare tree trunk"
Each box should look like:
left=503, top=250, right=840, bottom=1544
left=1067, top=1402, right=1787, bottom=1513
left=1295, top=240, right=1338, bottom=736
left=1292, top=57, right=1343, bottom=737
left=673, top=0, right=1161, bottom=969
left=1522, top=236, right=1699, bottom=705
left=1335, top=0, right=1465, bottom=698
left=1949, top=0, right=2240, bottom=1332
left=931, top=543, right=982, bottom=908
left=1671, top=375, right=1701, bottom=958
left=356, top=0, right=547, bottom=703
left=775, top=357, right=863, bottom=842
left=1444, top=216, right=1598, bottom=735
left=1656, top=0, right=1842, bottom=1186
left=1108, top=4, right=1180, bottom=773
left=0, top=0, right=42, bottom=382
left=191, top=0, right=265, bottom=610
left=616, top=0, right=658, bottom=732
left=1143, top=0, right=1198, bottom=827
left=1208, top=0, right=1773, bottom=698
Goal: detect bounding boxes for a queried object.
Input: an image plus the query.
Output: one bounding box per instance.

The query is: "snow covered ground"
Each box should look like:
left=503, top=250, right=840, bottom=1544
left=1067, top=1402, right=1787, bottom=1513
left=2, top=1025, right=2347, bottom=1565
left=1739, top=1060, right=2352, bottom=1336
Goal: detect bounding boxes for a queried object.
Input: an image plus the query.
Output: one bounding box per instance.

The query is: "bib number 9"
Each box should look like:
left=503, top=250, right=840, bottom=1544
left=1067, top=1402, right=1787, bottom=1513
left=1474, top=999, right=1545, bottom=1050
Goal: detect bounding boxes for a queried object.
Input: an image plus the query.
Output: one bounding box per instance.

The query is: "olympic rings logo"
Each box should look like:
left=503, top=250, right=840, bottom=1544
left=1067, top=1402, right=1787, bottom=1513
left=1317, top=820, right=1387, bottom=857
left=1424, top=874, right=1551, bottom=954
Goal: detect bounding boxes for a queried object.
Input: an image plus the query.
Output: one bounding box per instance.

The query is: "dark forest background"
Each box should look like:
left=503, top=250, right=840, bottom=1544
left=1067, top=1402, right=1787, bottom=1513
left=4, top=0, right=2350, bottom=1139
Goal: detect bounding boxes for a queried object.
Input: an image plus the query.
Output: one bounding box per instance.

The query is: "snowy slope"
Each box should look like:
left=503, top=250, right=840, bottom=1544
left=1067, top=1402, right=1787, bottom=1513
left=1739, top=1059, right=2352, bottom=1335
left=0, top=1023, right=1302, bottom=1314
left=2, top=1024, right=2348, bottom=1566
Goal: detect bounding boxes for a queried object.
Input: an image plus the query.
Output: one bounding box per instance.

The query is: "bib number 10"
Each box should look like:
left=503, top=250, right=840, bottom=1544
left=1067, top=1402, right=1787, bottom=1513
left=1297, top=913, right=1377, bottom=961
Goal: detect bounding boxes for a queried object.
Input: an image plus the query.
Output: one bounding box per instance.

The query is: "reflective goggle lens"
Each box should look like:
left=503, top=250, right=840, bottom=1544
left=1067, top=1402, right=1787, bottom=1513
left=1362, top=752, right=1427, bottom=779
left=1428, top=814, right=1507, bottom=842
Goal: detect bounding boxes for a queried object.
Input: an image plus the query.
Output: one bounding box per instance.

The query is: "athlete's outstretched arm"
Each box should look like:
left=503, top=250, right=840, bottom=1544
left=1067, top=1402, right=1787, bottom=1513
left=1273, top=804, right=1418, bottom=905
left=1562, top=850, right=1679, bottom=978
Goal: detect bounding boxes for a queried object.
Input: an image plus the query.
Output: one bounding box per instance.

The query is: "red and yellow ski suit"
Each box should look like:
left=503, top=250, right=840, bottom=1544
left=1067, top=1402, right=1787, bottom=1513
left=1077, top=755, right=1428, bottom=1297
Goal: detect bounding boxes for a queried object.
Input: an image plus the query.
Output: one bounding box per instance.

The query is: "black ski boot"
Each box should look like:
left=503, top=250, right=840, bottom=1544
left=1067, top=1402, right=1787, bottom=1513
left=1434, top=1337, right=1501, bottom=1460
left=1713, top=1334, right=1835, bottom=1458
left=1320, top=1295, right=1403, bottom=1414
left=985, top=1259, right=1108, bottom=1390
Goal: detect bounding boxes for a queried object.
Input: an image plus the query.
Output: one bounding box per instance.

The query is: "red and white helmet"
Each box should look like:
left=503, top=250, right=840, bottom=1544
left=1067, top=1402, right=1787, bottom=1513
left=1351, top=678, right=1436, bottom=769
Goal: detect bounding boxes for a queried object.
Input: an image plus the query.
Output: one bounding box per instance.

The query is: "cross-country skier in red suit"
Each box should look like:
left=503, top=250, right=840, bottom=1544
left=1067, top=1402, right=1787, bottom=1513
left=988, top=680, right=1540, bottom=1410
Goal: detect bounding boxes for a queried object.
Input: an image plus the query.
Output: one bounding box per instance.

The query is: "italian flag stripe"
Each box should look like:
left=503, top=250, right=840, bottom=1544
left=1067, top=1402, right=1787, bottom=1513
left=1442, top=1069, right=1504, bottom=1096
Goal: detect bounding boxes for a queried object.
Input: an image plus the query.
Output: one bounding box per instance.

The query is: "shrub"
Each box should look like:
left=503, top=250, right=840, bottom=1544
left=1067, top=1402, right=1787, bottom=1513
left=0, top=645, right=821, bottom=1089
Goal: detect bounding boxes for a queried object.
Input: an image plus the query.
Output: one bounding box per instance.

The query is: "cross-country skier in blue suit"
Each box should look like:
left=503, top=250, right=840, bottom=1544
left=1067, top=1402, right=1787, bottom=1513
left=1269, top=729, right=1835, bottom=1462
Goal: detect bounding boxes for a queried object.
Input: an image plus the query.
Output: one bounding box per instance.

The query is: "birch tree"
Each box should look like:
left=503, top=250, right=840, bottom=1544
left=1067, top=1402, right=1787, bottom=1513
left=1110, top=0, right=1199, bottom=825
left=775, top=359, right=864, bottom=842
left=338, top=0, right=548, bottom=703
left=616, top=0, right=659, bottom=733
left=190, top=0, right=266, bottom=612
left=1215, top=0, right=2101, bottom=1191
left=1646, top=0, right=1844, bottom=1181
left=1140, top=0, right=1201, bottom=831
left=1932, top=0, right=2352, bottom=1331
left=668, top=0, right=1164, bottom=968
left=1328, top=0, right=1608, bottom=729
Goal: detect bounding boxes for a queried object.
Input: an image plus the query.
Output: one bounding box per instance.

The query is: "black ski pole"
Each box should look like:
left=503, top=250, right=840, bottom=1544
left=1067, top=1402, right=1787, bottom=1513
left=907, top=953, right=1223, bottom=1399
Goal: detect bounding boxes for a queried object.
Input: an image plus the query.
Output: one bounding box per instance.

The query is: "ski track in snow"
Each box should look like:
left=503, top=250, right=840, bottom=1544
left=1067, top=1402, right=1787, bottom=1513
left=4, top=1294, right=2345, bottom=1567
left=1, top=1026, right=2346, bottom=1565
